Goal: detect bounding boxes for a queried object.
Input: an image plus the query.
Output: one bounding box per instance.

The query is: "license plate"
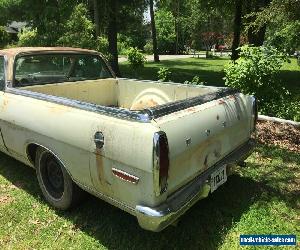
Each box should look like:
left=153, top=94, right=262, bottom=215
left=210, top=165, right=227, bottom=192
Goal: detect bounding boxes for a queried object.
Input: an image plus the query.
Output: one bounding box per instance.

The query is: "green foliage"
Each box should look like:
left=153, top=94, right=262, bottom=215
left=155, top=9, right=176, bottom=54
left=17, top=28, right=39, bottom=47
left=184, top=76, right=204, bottom=85
left=96, top=36, right=109, bottom=56
left=224, top=45, right=300, bottom=120
left=127, top=47, right=146, bottom=73
left=0, top=26, right=9, bottom=48
left=58, top=4, right=95, bottom=49
left=267, top=21, right=300, bottom=53
left=158, top=67, right=171, bottom=82
left=144, top=41, right=153, bottom=54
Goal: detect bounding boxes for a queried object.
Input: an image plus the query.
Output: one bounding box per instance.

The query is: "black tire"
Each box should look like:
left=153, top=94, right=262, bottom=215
left=35, top=147, right=84, bottom=210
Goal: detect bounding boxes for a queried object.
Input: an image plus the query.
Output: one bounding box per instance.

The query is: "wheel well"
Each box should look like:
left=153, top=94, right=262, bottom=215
left=27, top=143, right=39, bottom=166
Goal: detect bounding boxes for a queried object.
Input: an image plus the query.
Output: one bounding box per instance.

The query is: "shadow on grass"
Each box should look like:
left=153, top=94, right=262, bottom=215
left=0, top=145, right=298, bottom=249
left=279, top=70, right=300, bottom=95
left=120, top=60, right=300, bottom=98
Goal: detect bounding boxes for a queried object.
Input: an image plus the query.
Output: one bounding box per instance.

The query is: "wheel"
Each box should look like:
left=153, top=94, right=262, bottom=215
left=35, top=147, right=84, bottom=210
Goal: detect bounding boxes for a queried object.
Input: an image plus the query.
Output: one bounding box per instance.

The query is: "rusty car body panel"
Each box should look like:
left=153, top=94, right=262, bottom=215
left=0, top=48, right=256, bottom=231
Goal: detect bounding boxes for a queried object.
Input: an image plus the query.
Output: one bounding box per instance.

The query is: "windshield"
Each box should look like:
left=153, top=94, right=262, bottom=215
left=14, top=53, right=113, bottom=87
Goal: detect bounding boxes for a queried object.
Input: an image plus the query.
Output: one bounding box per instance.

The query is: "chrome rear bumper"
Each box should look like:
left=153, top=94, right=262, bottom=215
left=135, top=139, right=255, bottom=232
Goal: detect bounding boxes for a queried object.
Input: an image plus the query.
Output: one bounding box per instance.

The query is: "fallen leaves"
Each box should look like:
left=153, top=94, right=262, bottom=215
left=257, top=121, right=300, bottom=153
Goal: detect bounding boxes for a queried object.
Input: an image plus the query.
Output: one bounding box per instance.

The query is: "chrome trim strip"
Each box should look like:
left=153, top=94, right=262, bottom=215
left=136, top=139, right=255, bottom=232
left=146, top=88, right=238, bottom=119
left=112, top=168, right=139, bottom=184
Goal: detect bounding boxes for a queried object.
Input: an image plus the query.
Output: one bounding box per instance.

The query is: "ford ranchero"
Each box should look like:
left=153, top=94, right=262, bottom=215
left=0, top=47, right=256, bottom=231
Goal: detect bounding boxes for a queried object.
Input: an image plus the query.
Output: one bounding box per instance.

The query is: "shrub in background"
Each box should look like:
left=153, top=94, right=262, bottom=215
left=224, top=45, right=299, bottom=120
left=17, top=28, right=39, bottom=47
left=96, top=36, right=110, bottom=59
left=144, top=41, right=153, bottom=55
left=127, top=47, right=146, bottom=77
left=184, top=76, right=205, bottom=85
left=158, top=67, right=171, bottom=82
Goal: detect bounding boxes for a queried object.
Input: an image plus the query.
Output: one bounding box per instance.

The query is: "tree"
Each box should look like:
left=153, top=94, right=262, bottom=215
left=149, top=0, right=160, bottom=62
left=0, top=26, right=9, bottom=48
left=245, top=0, right=271, bottom=46
left=107, top=0, right=120, bottom=76
left=58, top=4, right=95, bottom=49
left=231, top=0, right=243, bottom=60
left=266, top=21, right=300, bottom=52
left=155, top=9, right=176, bottom=54
left=93, top=0, right=100, bottom=37
left=246, top=0, right=300, bottom=50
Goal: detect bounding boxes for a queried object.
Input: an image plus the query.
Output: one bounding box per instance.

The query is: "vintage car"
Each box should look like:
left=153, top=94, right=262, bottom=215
left=0, top=47, right=256, bottom=232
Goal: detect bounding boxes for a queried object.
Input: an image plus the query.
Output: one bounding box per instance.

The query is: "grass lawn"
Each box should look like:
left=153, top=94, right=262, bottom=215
left=0, top=144, right=299, bottom=249
left=120, top=57, right=300, bottom=100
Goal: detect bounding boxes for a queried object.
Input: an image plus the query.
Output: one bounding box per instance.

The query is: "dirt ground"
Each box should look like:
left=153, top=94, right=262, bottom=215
left=256, top=120, right=300, bottom=153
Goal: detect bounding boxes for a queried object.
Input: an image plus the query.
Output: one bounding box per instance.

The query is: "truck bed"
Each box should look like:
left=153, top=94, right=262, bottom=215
left=20, top=78, right=221, bottom=111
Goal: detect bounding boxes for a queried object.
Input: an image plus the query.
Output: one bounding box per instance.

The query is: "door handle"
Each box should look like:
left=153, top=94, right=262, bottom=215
left=94, top=132, right=104, bottom=149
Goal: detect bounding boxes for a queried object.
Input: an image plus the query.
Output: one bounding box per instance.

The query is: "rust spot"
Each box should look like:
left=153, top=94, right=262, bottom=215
left=95, top=148, right=111, bottom=192
left=218, top=99, right=226, bottom=104
left=187, top=107, right=196, bottom=112
left=95, top=148, right=105, bottom=185
left=204, top=155, right=209, bottom=169
left=131, top=98, right=159, bottom=110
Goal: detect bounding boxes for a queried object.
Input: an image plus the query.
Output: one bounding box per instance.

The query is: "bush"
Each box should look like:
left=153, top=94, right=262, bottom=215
left=184, top=76, right=205, bottom=85
left=224, top=45, right=299, bottom=120
left=127, top=47, right=146, bottom=76
left=96, top=36, right=109, bottom=56
left=144, top=41, right=153, bottom=54
left=158, top=67, right=171, bottom=82
left=17, top=28, right=39, bottom=47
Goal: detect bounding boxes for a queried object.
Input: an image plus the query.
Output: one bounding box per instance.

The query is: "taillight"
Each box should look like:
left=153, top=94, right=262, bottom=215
left=153, top=131, right=169, bottom=195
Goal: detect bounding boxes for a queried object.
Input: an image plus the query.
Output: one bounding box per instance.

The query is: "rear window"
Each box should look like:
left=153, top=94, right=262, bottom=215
left=14, top=53, right=113, bottom=87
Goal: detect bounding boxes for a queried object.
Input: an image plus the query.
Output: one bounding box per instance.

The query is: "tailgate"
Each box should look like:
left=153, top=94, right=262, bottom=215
left=152, top=92, right=254, bottom=195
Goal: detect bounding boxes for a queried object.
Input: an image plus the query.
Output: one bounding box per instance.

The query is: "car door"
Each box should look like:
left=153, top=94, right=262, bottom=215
left=0, top=55, right=9, bottom=153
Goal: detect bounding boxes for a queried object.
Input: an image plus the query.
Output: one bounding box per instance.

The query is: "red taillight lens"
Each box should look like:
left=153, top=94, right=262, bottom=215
left=153, top=131, right=169, bottom=195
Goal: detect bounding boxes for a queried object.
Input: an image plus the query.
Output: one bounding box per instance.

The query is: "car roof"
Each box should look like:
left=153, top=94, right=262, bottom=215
left=0, top=47, right=98, bottom=57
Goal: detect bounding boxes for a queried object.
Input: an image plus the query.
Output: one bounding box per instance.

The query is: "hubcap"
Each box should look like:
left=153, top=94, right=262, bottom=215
left=41, top=153, right=64, bottom=199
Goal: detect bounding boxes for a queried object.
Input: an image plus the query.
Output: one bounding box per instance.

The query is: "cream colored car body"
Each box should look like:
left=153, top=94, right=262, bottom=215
left=0, top=48, right=256, bottom=231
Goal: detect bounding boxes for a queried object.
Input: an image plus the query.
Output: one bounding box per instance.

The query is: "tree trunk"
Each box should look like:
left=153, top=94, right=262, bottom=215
left=247, top=26, right=266, bottom=46
left=175, top=0, right=180, bottom=54
left=93, top=0, right=100, bottom=37
left=107, top=0, right=121, bottom=76
left=246, top=0, right=270, bottom=46
left=231, top=0, right=243, bottom=60
left=149, top=0, right=160, bottom=62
